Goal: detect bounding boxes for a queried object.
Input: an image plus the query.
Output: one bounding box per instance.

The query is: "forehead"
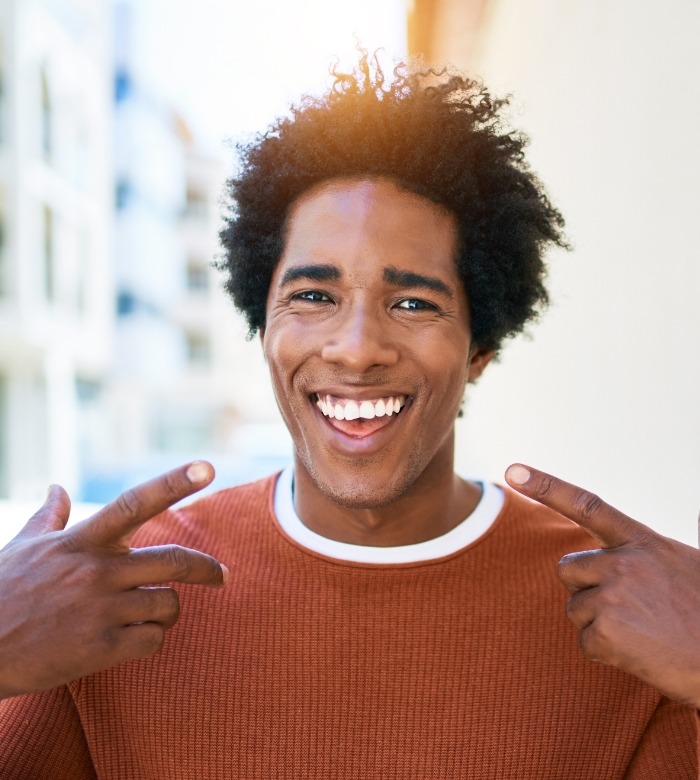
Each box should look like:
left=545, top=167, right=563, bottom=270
left=279, top=178, right=459, bottom=279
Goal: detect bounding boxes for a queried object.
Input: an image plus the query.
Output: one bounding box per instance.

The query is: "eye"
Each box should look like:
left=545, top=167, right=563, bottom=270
left=292, top=290, right=333, bottom=303
left=395, top=298, right=438, bottom=312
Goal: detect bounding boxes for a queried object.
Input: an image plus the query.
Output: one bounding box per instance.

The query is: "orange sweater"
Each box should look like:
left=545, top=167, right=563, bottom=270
left=0, top=475, right=695, bottom=779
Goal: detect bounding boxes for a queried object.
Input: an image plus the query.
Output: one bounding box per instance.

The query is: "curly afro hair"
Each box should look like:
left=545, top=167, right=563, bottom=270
left=218, top=52, right=568, bottom=353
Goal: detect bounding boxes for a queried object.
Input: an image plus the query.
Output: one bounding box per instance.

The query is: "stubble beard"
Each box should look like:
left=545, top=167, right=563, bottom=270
left=296, top=444, right=428, bottom=510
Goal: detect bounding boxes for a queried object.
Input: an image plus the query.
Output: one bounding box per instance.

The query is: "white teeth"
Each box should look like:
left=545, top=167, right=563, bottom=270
left=359, top=400, right=375, bottom=419
left=317, top=394, right=406, bottom=420
left=344, top=400, right=360, bottom=420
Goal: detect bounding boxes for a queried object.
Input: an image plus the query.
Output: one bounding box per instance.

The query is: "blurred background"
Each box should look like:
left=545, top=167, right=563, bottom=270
left=0, top=0, right=697, bottom=543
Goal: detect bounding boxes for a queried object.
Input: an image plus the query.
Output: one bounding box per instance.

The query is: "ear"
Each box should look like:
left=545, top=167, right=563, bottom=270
left=467, top=347, right=495, bottom=383
left=258, top=328, right=267, bottom=360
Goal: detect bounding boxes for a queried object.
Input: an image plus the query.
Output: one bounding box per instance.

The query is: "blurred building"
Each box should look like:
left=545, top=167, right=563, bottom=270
left=81, top=2, right=290, bottom=502
left=0, top=0, right=113, bottom=500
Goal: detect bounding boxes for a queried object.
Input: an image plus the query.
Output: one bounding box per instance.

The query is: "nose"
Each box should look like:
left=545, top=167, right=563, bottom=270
left=320, top=304, right=399, bottom=372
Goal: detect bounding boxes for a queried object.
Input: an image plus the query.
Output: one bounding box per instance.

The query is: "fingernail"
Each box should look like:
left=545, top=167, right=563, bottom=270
left=186, top=461, right=212, bottom=484
left=506, top=465, right=530, bottom=485
left=220, top=563, right=230, bottom=585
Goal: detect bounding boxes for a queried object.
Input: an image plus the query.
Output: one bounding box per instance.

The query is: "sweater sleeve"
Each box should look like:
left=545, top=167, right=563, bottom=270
left=0, top=685, right=97, bottom=779
left=624, top=696, right=698, bottom=779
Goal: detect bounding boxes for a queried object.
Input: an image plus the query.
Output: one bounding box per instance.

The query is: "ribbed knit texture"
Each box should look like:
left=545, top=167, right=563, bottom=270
left=0, top=475, right=696, bottom=779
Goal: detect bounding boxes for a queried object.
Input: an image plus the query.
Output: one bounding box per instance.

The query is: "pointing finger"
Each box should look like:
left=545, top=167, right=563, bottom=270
left=505, top=464, right=651, bottom=548
left=69, top=461, right=215, bottom=549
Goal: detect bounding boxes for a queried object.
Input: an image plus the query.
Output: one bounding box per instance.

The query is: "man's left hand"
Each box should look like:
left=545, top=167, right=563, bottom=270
left=505, top=463, right=700, bottom=708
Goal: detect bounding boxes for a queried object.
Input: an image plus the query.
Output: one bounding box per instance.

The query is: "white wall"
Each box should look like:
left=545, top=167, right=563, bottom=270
left=450, top=0, right=700, bottom=544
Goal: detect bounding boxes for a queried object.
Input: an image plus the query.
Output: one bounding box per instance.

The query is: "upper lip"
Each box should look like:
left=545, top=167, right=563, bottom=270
left=310, top=387, right=410, bottom=401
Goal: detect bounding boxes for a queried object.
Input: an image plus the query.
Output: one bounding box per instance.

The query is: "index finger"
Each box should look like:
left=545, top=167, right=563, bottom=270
left=504, top=463, right=652, bottom=548
left=70, top=461, right=215, bottom=548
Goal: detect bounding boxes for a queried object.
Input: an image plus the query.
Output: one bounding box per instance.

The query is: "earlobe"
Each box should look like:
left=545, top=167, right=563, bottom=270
left=467, top=348, right=495, bottom=383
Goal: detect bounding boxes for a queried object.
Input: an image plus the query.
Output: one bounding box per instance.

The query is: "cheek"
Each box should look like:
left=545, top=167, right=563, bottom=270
left=262, top=322, right=313, bottom=390
left=427, top=353, right=471, bottom=415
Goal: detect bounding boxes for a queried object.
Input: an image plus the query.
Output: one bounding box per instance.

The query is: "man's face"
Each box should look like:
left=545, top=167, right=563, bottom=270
left=262, top=178, right=492, bottom=509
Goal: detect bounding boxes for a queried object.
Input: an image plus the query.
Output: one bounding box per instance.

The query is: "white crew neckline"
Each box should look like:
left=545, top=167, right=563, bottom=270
left=273, top=466, right=504, bottom=564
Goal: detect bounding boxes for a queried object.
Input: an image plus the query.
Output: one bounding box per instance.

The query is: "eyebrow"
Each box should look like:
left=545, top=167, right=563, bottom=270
left=279, top=264, right=341, bottom=287
left=278, top=263, right=453, bottom=299
left=383, top=267, right=453, bottom=298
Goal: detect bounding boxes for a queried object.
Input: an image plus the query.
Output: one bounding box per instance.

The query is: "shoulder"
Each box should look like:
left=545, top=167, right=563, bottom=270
left=131, top=472, right=279, bottom=552
left=493, top=485, right=601, bottom=559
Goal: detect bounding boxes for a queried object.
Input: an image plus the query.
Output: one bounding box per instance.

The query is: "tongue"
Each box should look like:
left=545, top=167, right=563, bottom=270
left=328, top=414, right=397, bottom=438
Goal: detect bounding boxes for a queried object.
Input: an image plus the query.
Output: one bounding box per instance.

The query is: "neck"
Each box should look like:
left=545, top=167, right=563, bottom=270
left=292, top=447, right=483, bottom=547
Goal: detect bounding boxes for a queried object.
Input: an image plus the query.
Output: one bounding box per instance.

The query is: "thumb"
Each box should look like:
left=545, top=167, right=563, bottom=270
left=12, top=485, right=72, bottom=542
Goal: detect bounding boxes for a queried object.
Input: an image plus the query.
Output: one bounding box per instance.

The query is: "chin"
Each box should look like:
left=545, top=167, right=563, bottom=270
left=304, top=452, right=425, bottom=510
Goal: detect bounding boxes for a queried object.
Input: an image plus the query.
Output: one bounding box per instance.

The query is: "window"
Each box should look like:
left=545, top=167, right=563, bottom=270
left=0, top=190, right=6, bottom=297
left=0, top=39, right=6, bottom=145
left=115, top=179, right=132, bottom=210
left=186, top=260, right=209, bottom=293
left=185, top=332, right=211, bottom=367
left=116, top=290, right=136, bottom=316
left=42, top=205, right=54, bottom=300
left=114, top=69, right=132, bottom=103
left=40, top=66, right=52, bottom=162
left=185, top=187, right=207, bottom=219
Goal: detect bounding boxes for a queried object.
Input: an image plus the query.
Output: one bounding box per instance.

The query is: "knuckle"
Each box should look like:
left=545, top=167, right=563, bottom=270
left=565, top=593, right=590, bottom=627
left=533, top=473, right=557, bottom=501
left=564, top=596, right=579, bottom=622
left=557, top=568, right=576, bottom=592
left=610, top=555, right=631, bottom=579
left=163, top=545, right=193, bottom=579
left=578, top=628, right=596, bottom=659
left=573, top=491, right=603, bottom=523
left=558, top=552, right=578, bottom=574
left=583, top=617, right=620, bottom=666
left=578, top=624, right=606, bottom=662
left=159, top=587, right=180, bottom=616
left=70, top=559, right=103, bottom=587
left=161, top=590, right=181, bottom=627
left=115, top=488, right=142, bottom=521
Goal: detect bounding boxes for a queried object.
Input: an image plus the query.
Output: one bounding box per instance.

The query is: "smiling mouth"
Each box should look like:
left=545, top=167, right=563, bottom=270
left=316, top=393, right=406, bottom=420
left=314, top=393, right=407, bottom=438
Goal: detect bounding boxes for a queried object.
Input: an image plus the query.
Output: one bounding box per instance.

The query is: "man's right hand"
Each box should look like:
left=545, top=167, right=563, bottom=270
left=0, top=461, right=228, bottom=700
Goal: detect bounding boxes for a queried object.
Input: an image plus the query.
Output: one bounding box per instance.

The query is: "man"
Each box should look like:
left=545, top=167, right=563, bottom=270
left=0, top=56, right=695, bottom=778
left=0, top=462, right=228, bottom=700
